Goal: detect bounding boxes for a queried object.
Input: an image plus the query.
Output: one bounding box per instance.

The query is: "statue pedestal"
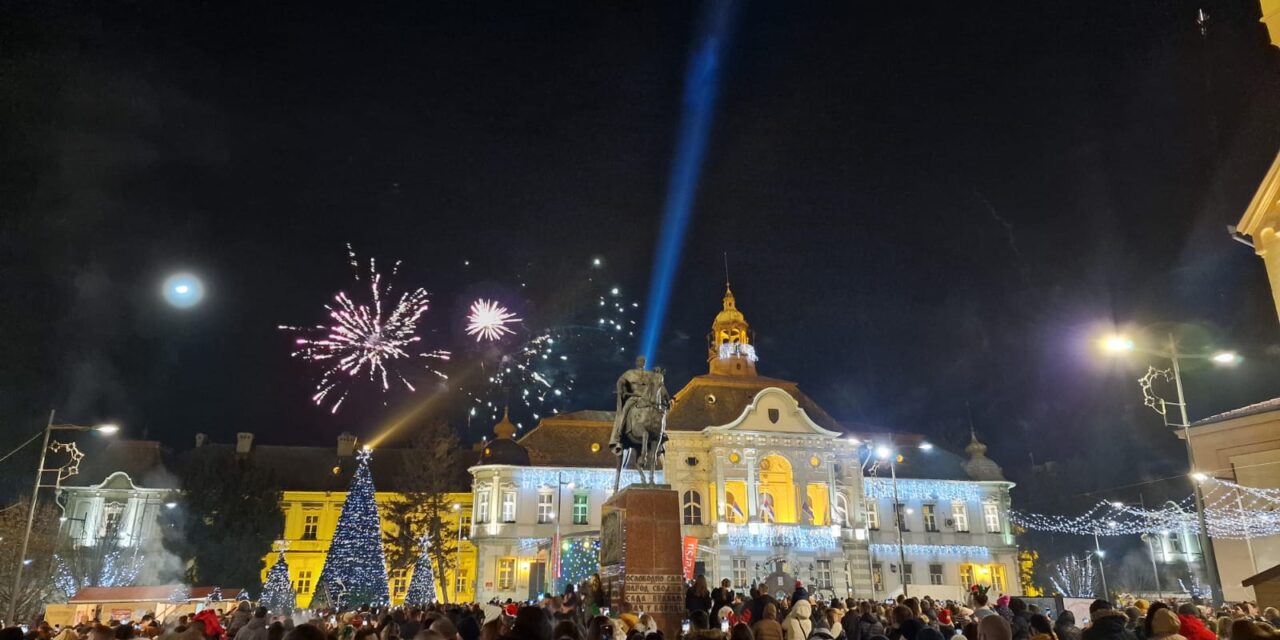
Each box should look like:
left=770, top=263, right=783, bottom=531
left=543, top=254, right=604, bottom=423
left=599, top=484, right=685, bottom=639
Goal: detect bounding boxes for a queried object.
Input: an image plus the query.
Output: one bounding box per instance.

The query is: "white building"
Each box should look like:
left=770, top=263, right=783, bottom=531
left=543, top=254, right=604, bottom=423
left=469, top=286, right=1019, bottom=604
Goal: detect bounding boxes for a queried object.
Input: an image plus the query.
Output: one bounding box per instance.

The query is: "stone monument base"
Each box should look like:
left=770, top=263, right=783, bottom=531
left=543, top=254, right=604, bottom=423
left=599, top=484, right=685, bottom=639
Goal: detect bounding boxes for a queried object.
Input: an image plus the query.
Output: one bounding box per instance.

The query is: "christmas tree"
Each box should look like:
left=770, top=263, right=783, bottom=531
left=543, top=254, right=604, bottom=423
left=557, top=538, right=600, bottom=593
left=260, top=550, right=297, bottom=614
left=404, top=536, right=437, bottom=605
left=316, top=448, right=390, bottom=609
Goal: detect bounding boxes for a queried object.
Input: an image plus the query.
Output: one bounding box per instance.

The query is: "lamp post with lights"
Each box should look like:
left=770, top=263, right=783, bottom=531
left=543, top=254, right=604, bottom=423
left=10, top=411, right=118, bottom=623
left=1099, top=332, right=1236, bottom=604
left=849, top=439, right=931, bottom=598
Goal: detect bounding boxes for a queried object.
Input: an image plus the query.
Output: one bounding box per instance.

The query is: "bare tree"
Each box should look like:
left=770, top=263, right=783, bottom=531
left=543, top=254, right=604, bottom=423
left=382, top=421, right=463, bottom=604
left=0, top=499, right=63, bottom=624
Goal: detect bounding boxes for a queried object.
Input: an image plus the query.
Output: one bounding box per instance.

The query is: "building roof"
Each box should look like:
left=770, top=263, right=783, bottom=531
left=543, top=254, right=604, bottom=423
left=516, top=412, right=617, bottom=468
left=68, top=585, right=243, bottom=603
left=187, top=443, right=476, bottom=493
left=666, top=374, right=841, bottom=432
left=64, top=440, right=177, bottom=489
left=1192, top=397, right=1280, bottom=427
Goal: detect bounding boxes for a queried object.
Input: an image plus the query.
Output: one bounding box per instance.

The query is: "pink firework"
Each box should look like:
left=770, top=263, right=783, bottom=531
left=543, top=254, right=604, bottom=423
left=281, top=245, right=450, bottom=413
left=465, top=298, right=522, bottom=342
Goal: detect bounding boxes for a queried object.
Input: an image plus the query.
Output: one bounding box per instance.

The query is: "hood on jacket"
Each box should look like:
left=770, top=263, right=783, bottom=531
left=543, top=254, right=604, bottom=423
left=1177, top=615, right=1215, bottom=640
left=791, top=600, right=812, bottom=620
left=1150, top=610, right=1180, bottom=637
left=244, top=618, right=267, bottom=631
left=1088, top=611, right=1129, bottom=634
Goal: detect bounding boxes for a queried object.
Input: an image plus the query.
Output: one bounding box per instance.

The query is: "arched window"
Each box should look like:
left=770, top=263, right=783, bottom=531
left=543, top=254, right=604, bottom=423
left=682, top=490, right=703, bottom=525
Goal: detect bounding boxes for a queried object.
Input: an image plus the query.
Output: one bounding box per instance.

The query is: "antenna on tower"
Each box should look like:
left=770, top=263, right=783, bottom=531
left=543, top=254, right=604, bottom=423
left=723, top=251, right=730, bottom=286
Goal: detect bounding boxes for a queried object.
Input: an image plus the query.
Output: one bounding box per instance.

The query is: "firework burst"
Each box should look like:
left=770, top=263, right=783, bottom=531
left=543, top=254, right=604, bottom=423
left=281, top=245, right=450, bottom=413
left=465, top=299, right=522, bottom=342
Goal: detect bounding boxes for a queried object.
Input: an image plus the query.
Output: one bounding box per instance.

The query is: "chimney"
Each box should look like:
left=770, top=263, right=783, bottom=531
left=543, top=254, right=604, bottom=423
left=337, top=432, right=357, bottom=457
left=195, top=433, right=208, bottom=448
left=236, top=432, right=254, bottom=455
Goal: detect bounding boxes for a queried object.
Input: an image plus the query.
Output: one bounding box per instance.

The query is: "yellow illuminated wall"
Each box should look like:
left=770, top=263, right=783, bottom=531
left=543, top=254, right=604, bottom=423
left=804, top=483, right=829, bottom=525
left=262, top=490, right=476, bottom=607
left=758, top=455, right=795, bottom=523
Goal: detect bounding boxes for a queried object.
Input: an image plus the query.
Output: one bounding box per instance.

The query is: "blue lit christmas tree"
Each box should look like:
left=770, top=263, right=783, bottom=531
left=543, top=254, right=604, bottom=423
left=557, top=537, right=600, bottom=593
left=260, top=549, right=297, bottom=614
left=316, top=448, right=390, bottom=609
left=404, top=536, right=437, bottom=605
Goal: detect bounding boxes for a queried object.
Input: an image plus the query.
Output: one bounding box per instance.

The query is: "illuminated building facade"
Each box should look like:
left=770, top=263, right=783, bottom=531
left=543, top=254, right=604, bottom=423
left=470, top=287, right=1018, bottom=603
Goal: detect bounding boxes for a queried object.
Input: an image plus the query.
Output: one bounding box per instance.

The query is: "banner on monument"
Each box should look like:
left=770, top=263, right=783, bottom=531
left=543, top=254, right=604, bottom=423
left=681, top=536, right=698, bottom=580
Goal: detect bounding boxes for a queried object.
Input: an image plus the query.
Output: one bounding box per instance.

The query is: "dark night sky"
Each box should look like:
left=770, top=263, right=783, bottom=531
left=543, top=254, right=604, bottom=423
left=4, top=0, right=1280, bottom=499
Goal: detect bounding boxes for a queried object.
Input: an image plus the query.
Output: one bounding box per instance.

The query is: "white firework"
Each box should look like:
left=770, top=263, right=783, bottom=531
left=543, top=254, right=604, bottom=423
left=465, top=299, right=522, bottom=342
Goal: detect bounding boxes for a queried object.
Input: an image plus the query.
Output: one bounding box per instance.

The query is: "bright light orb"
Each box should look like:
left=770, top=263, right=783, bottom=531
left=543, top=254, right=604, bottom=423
left=162, top=273, right=205, bottom=309
left=1101, top=335, right=1135, bottom=353
left=1212, top=351, right=1240, bottom=365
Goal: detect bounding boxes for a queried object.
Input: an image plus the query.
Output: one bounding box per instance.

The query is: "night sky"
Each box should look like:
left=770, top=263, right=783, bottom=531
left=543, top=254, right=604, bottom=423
left=5, top=0, right=1280, bottom=500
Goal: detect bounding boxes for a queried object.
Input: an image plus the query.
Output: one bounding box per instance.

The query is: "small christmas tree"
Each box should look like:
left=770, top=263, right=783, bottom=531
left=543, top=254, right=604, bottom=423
left=260, top=550, right=297, bottom=614
left=404, top=536, right=437, bottom=605
left=316, top=448, right=390, bottom=609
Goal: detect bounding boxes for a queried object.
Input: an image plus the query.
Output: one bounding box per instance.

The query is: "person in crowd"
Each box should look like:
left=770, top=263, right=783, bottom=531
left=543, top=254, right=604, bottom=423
left=1082, top=601, right=1135, bottom=640
left=1028, top=615, right=1055, bottom=640
left=891, top=606, right=923, bottom=640
left=751, top=604, right=783, bottom=640
left=978, top=616, right=1012, bottom=640
left=1008, top=600, right=1032, bottom=640
left=237, top=608, right=270, bottom=640
left=1228, top=621, right=1275, bottom=640
left=826, top=608, right=844, bottom=640
left=505, top=607, right=552, bottom=640
left=686, top=610, right=724, bottom=640
left=1263, top=610, right=1280, bottom=629
left=973, top=597, right=996, bottom=622
left=1123, top=611, right=1142, bottom=634
left=730, top=623, right=754, bottom=640
left=1216, top=617, right=1232, bottom=640
left=268, top=623, right=285, bottom=640
left=478, top=620, right=502, bottom=640
left=916, top=629, right=945, bottom=640
left=939, top=609, right=955, bottom=637
left=687, top=577, right=713, bottom=618
left=962, top=622, right=979, bottom=640
left=713, top=581, right=736, bottom=627
left=552, top=621, right=582, bottom=640
left=1147, top=609, right=1186, bottom=640
left=790, top=583, right=808, bottom=607
left=563, top=585, right=582, bottom=622
left=1054, top=612, right=1081, bottom=640
left=781, top=600, right=812, bottom=640
left=1176, top=605, right=1216, bottom=640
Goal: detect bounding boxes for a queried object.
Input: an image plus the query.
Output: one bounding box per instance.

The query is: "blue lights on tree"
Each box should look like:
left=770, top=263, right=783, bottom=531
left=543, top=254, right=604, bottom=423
left=404, top=537, right=437, bottom=606
left=316, top=449, right=390, bottom=609
left=260, top=550, right=297, bottom=614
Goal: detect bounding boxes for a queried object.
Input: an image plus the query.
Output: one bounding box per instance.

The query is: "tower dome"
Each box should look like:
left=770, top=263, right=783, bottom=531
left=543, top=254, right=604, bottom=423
left=707, top=283, right=758, bottom=376
left=962, top=429, right=1005, bottom=481
left=480, top=408, right=530, bottom=466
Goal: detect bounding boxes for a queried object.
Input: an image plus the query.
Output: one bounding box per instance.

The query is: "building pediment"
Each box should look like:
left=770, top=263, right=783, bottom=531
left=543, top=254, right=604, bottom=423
left=705, top=387, right=841, bottom=437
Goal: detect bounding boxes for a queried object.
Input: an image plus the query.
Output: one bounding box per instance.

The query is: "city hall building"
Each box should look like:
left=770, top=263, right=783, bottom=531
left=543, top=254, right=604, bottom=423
left=470, top=286, right=1018, bottom=603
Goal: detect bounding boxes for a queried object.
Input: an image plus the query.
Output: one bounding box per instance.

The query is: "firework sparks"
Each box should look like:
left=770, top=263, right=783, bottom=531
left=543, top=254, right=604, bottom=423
left=281, top=245, right=450, bottom=413
left=465, top=299, right=522, bottom=342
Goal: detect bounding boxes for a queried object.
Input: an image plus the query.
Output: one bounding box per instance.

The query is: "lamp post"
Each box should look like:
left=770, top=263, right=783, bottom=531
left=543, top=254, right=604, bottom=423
left=453, top=503, right=464, bottom=602
left=1093, top=531, right=1110, bottom=601
left=1100, top=332, right=1234, bottom=605
left=10, top=411, right=118, bottom=623
left=866, top=441, right=930, bottom=598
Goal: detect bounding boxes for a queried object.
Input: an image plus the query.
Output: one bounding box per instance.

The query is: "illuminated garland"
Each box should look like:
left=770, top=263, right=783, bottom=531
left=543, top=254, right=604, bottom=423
left=404, top=537, right=436, bottom=605
left=864, top=478, right=986, bottom=503
left=52, top=549, right=143, bottom=598
left=260, top=551, right=297, bottom=614
left=724, top=523, right=838, bottom=550
left=718, top=343, right=758, bottom=363
left=315, top=449, right=390, bottom=609
left=869, top=544, right=990, bottom=558
left=518, top=468, right=661, bottom=491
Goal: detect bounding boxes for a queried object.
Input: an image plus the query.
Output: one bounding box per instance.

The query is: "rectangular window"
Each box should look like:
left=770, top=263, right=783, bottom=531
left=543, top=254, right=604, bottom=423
left=923, top=504, right=938, bottom=532
left=872, top=563, right=884, bottom=592
left=959, top=564, right=975, bottom=588
left=816, top=560, right=832, bottom=588
left=952, top=502, right=969, bottom=533
left=302, top=515, right=319, bottom=540
left=983, top=503, right=1000, bottom=533
left=572, top=494, right=589, bottom=525
left=991, top=565, right=1007, bottom=592
left=864, top=500, right=879, bottom=530
left=296, top=570, right=313, bottom=594
left=476, top=492, right=491, bottom=524
left=391, top=569, right=408, bottom=598
left=460, top=516, right=472, bottom=540
left=498, top=558, right=515, bottom=590
left=929, top=563, right=944, bottom=585
left=1169, top=534, right=1183, bottom=554
left=901, top=563, right=913, bottom=585
left=502, top=491, right=517, bottom=523
left=455, top=569, right=469, bottom=595
left=895, top=503, right=909, bottom=531
left=537, top=493, right=555, bottom=524
left=732, top=557, right=748, bottom=589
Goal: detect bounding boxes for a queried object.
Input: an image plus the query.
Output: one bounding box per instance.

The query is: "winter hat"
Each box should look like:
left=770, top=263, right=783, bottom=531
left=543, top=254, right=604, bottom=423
left=1134, top=600, right=1150, bottom=613
left=958, top=608, right=974, bottom=618
left=796, top=581, right=804, bottom=589
left=1152, top=609, right=1181, bottom=636
left=997, top=596, right=1011, bottom=609
left=938, top=610, right=952, bottom=625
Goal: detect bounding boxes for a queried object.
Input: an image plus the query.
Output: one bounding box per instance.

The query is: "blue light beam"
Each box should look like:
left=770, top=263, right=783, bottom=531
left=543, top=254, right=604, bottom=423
left=638, top=0, right=737, bottom=363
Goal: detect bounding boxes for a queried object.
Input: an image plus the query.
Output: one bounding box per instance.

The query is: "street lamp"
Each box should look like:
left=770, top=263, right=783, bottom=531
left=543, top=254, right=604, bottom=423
left=1098, top=331, right=1235, bottom=605
left=10, top=411, right=118, bottom=623
left=866, top=441, right=931, bottom=598
left=452, top=503, right=464, bottom=602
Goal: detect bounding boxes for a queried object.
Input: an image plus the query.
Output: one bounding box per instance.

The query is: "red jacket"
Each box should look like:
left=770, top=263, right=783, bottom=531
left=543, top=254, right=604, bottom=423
left=1178, top=614, right=1216, bottom=640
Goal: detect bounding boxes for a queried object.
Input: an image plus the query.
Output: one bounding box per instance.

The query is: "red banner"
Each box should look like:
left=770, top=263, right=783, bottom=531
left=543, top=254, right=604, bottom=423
left=682, top=536, right=698, bottom=580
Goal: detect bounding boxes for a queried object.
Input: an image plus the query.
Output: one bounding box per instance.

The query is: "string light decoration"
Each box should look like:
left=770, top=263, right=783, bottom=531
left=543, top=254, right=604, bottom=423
left=260, top=549, right=297, bottom=614
left=519, top=469, right=657, bottom=491
left=52, top=549, right=142, bottom=598
left=869, top=544, right=990, bottom=558
left=1049, top=554, right=1096, bottom=597
left=1012, top=477, right=1280, bottom=539
left=168, top=585, right=191, bottom=604
left=315, top=449, right=390, bottom=609
left=404, top=536, right=437, bottom=606
left=864, top=478, right=985, bottom=503
left=558, top=537, right=601, bottom=590
left=725, top=524, right=838, bottom=550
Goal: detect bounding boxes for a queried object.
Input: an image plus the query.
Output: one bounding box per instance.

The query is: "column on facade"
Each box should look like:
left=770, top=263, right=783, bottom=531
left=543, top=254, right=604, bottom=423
left=825, top=453, right=839, bottom=526
left=715, top=450, right=727, bottom=524
left=489, top=471, right=502, bottom=527
left=745, top=449, right=759, bottom=522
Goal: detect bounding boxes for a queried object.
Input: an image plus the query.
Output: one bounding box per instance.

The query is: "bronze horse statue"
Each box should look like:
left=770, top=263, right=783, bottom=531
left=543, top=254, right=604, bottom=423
left=609, top=357, right=670, bottom=491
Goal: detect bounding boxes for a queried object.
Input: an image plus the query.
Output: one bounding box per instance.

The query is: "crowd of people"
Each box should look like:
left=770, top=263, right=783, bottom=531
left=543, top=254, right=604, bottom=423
left=6, top=580, right=1280, bottom=640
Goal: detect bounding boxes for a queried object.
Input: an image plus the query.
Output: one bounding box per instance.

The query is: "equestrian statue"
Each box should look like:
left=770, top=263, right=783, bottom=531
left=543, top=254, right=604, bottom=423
left=608, top=355, right=670, bottom=490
